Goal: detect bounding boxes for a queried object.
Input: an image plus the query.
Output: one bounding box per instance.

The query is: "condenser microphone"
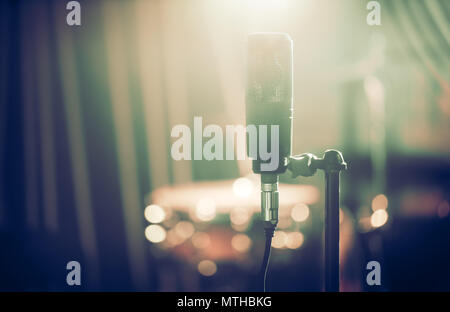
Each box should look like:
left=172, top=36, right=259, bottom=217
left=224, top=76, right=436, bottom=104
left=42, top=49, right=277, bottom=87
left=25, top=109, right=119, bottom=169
left=246, top=32, right=293, bottom=229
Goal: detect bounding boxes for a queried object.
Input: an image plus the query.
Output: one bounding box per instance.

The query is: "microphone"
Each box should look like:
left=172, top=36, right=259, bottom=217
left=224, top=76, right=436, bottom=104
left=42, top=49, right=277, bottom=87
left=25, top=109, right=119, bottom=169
left=246, top=33, right=293, bottom=229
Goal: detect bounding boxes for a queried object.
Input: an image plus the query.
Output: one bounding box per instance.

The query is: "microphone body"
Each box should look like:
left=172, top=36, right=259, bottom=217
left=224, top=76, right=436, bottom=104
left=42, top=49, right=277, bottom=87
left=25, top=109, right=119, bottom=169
left=246, top=33, right=293, bottom=229
left=246, top=33, right=293, bottom=174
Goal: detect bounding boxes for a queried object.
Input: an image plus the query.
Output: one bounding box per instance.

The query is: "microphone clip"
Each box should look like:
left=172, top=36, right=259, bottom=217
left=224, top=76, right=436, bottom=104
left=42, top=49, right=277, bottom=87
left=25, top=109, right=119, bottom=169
left=288, top=149, right=347, bottom=178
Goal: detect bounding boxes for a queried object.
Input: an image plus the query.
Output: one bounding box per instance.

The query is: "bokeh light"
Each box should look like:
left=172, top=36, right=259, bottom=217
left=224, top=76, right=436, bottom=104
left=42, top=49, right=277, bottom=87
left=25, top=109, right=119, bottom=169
left=230, top=207, right=250, bottom=225
left=145, top=224, right=166, bottom=243
left=231, top=222, right=250, bottom=232
left=191, top=232, right=211, bottom=249
left=370, top=209, right=389, bottom=228
left=291, top=203, right=310, bottom=222
left=232, top=177, right=254, bottom=198
left=272, top=231, right=288, bottom=249
left=166, top=229, right=184, bottom=247
left=371, top=194, right=388, bottom=211
left=197, top=260, right=217, bottom=276
left=231, top=234, right=252, bottom=253
left=286, top=232, right=304, bottom=249
left=195, top=198, right=217, bottom=221
left=174, top=221, right=195, bottom=239
left=144, top=204, right=166, bottom=223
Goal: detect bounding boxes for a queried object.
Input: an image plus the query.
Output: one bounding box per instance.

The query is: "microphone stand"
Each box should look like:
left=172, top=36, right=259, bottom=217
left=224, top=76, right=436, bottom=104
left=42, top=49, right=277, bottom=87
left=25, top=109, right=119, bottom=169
left=288, top=150, right=347, bottom=292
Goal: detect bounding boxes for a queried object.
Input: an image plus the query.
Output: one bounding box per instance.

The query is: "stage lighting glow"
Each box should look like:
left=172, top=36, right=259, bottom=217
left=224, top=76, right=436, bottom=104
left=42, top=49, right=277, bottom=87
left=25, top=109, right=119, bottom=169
left=231, top=234, right=252, bottom=253
left=286, top=232, right=304, bottom=249
left=232, top=177, right=254, bottom=198
left=244, top=0, right=290, bottom=12
left=370, top=209, right=388, bottom=228
left=339, top=208, right=344, bottom=224
left=195, top=198, right=217, bottom=221
left=192, top=232, right=211, bottom=249
left=364, top=75, right=385, bottom=107
left=145, top=224, right=166, bottom=243
left=197, top=260, right=217, bottom=277
left=371, top=194, right=388, bottom=211
left=291, top=203, right=310, bottom=222
left=174, top=221, right=195, bottom=239
left=271, top=231, right=288, bottom=249
left=144, top=204, right=166, bottom=223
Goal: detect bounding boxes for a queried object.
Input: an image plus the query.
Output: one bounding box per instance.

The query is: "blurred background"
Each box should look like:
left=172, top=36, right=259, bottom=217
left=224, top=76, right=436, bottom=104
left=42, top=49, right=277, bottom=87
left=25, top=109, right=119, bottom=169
left=1, top=0, right=449, bottom=291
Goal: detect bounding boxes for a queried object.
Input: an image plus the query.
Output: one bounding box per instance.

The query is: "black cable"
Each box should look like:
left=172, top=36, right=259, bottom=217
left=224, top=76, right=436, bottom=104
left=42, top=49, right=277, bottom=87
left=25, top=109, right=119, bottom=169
left=259, top=226, right=275, bottom=292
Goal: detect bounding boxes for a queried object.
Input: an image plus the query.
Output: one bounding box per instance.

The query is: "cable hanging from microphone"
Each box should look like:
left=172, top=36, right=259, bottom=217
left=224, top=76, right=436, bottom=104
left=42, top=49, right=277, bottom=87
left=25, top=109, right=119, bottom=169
left=259, top=226, right=275, bottom=292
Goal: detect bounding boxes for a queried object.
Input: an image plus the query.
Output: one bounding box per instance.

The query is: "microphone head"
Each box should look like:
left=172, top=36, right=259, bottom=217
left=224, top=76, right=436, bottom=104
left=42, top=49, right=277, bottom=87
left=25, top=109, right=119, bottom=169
left=246, top=33, right=293, bottom=174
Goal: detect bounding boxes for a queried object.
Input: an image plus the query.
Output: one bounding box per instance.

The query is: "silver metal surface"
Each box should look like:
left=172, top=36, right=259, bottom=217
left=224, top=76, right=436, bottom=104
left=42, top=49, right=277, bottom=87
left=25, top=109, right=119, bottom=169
left=261, top=182, right=279, bottom=227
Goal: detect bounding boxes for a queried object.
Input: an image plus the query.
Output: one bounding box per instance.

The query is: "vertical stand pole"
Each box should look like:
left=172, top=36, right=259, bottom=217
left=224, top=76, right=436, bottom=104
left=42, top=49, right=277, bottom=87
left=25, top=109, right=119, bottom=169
left=288, top=149, right=346, bottom=292
left=324, top=170, right=340, bottom=292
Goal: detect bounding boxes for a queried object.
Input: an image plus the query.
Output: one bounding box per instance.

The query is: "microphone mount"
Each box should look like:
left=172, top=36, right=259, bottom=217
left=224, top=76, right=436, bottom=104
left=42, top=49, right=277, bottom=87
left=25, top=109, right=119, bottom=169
left=288, top=150, right=347, bottom=177
left=288, top=149, right=347, bottom=292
